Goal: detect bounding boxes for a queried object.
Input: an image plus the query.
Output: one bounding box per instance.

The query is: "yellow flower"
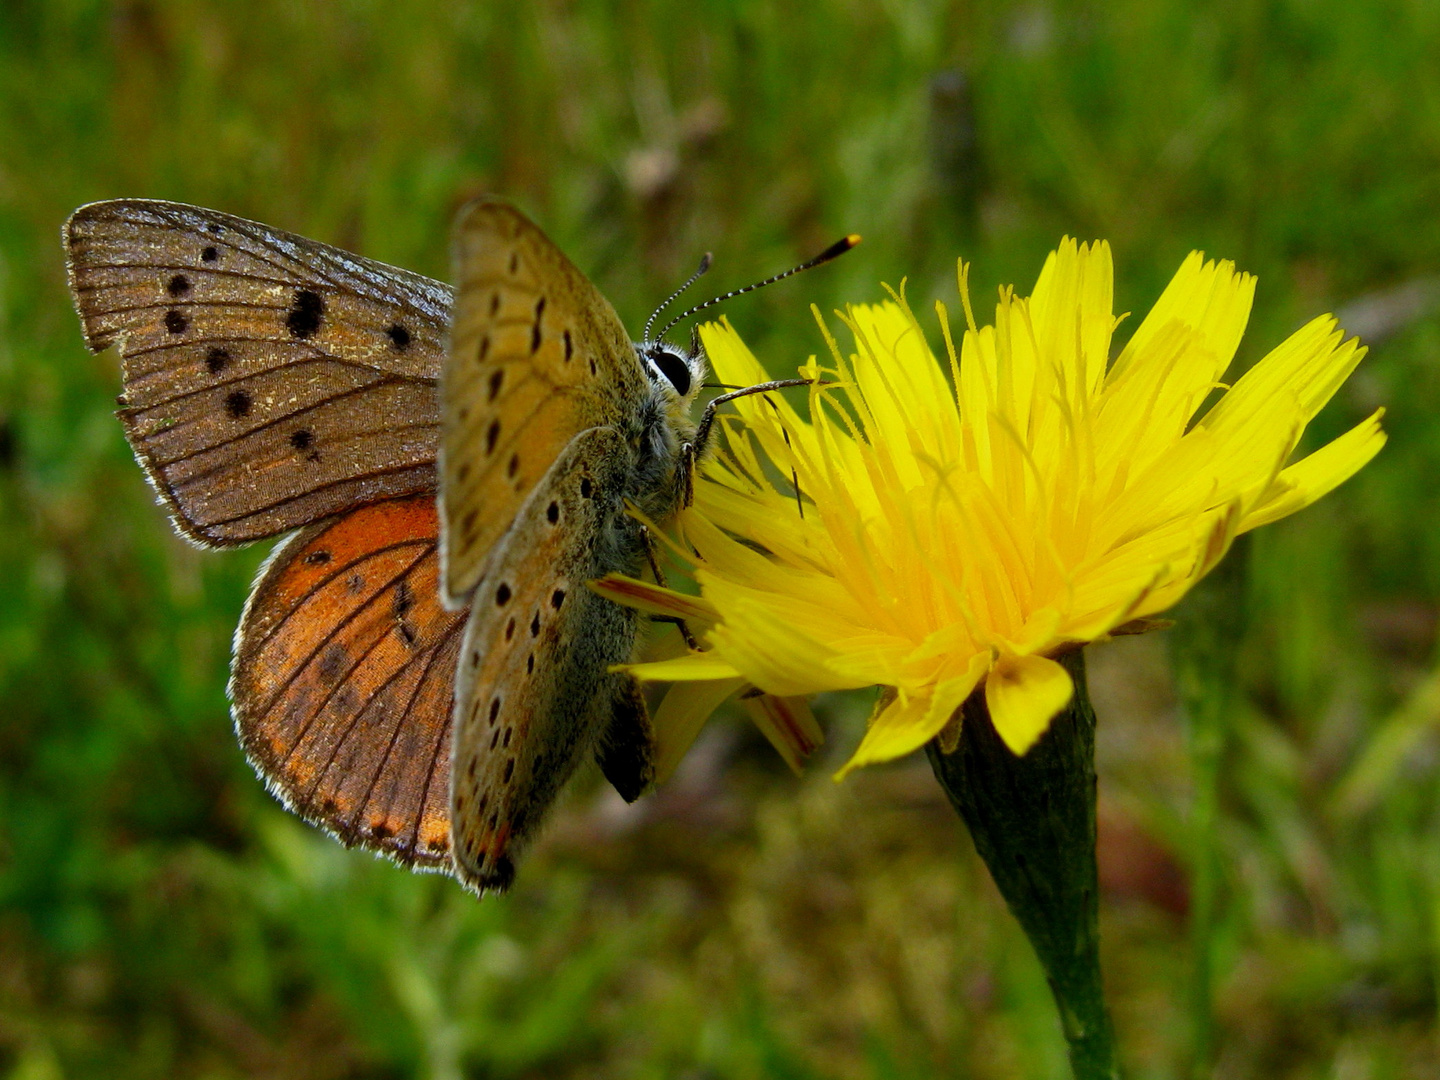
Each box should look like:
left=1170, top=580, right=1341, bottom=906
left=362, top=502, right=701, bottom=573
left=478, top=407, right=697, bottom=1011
left=598, top=240, right=1385, bottom=775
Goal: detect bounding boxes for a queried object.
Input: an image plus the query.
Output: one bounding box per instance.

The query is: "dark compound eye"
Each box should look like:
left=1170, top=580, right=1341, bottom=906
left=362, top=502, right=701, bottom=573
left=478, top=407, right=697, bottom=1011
left=648, top=347, right=692, bottom=397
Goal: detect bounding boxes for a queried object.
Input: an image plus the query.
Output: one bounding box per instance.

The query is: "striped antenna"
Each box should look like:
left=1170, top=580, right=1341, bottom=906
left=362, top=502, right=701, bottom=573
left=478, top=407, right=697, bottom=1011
left=643, top=252, right=713, bottom=345
left=655, top=233, right=861, bottom=343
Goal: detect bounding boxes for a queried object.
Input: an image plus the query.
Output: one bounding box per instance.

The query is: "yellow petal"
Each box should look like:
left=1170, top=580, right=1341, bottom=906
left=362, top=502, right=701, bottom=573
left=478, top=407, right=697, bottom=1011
left=741, top=694, right=825, bottom=774
left=1109, top=251, right=1254, bottom=390
left=697, top=319, right=770, bottom=389
left=1028, top=237, right=1114, bottom=401
left=652, top=677, right=747, bottom=785
left=623, top=652, right=743, bottom=683
left=1240, top=409, right=1387, bottom=533
left=836, top=651, right=988, bottom=777
left=589, top=574, right=718, bottom=624
left=985, top=654, right=1074, bottom=755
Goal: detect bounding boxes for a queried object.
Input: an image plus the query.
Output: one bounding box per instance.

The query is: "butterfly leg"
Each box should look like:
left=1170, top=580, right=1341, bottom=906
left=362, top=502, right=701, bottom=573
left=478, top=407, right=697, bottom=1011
left=679, top=378, right=818, bottom=508
left=638, top=523, right=699, bottom=650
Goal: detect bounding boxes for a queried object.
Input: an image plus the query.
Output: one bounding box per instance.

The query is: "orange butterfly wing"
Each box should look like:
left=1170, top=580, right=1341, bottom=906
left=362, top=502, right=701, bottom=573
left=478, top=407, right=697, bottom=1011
left=232, top=495, right=465, bottom=868
left=439, top=198, right=650, bottom=603
left=66, top=200, right=451, bottom=546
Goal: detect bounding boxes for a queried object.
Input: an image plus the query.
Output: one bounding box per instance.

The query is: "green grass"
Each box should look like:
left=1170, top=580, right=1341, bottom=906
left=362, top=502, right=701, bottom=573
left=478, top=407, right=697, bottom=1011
left=4, top=0, right=1440, bottom=1075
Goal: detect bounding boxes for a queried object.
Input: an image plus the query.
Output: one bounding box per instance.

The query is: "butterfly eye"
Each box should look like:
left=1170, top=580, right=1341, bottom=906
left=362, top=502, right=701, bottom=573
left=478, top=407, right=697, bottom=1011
left=648, top=347, right=692, bottom=397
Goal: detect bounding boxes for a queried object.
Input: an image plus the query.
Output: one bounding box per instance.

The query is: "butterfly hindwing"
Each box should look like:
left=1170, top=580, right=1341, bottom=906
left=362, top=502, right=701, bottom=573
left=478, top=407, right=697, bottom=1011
left=449, top=426, right=647, bottom=892
left=66, top=199, right=453, bottom=546
left=439, top=198, right=651, bottom=604
left=232, top=494, right=466, bottom=869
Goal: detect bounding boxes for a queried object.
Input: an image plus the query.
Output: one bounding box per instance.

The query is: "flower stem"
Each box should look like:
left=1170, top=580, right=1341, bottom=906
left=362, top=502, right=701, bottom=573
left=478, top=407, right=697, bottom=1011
left=927, top=649, right=1120, bottom=1080
left=1170, top=532, right=1248, bottom=1077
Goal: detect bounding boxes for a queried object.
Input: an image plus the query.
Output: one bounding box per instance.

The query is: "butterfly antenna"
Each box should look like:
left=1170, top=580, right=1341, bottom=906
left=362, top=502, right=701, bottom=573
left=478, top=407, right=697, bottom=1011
left=656, top=233, right=861, bottom=343
left=643, top=252, right=714, bottom=345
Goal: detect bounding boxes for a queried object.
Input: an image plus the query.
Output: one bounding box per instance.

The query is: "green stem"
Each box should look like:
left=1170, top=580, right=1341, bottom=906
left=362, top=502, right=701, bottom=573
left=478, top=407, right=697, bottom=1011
left=927, top=649, right=1120, bottom=1080
left=1170, top=533, right=1247, bottom=1077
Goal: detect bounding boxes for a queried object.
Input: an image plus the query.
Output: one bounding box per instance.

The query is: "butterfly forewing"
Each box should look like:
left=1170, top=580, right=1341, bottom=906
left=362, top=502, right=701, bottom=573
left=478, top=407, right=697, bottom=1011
left=232, top=495, right=465, bottom=868
left=66, top=200, right=453, bottom=546
left=439, top=198, right=650, bottom=604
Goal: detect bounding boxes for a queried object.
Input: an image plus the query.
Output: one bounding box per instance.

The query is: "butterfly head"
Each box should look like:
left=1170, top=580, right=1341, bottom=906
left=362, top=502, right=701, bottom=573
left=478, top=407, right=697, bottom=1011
left=638, top=338, right=707, bottom=411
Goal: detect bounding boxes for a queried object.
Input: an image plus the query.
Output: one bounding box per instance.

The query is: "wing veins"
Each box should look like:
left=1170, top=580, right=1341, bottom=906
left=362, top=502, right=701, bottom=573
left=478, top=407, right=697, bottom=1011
left=266, top=546, right=432, bottom=745
left=194, top=460, right=439, bottom=534
left=126, top=360, right=384, bottom=414
left=295, top=608, right=448, bottom=813
left=119, top=336, right=440, bottom=384
left=75, top=206, right=451, bottom=312
left=402, top=627, right=460, bottom=859
left=75, top=265, right=330, bottom=292
left=141, top=377, right=412, bottom=466
left=163, top=417, right=437, bottom=494
left=251, top=536, right=437, bottom=654
left=345, top=628, right=453, bottom=841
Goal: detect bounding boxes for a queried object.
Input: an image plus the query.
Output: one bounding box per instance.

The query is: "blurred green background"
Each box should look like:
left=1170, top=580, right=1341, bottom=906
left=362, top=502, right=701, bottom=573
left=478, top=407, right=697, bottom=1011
left=3, top=1, right=1440, bottom=1076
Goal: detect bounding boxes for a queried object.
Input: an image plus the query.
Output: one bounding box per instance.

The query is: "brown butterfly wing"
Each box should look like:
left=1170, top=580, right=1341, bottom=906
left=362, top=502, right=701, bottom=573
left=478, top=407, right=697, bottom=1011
left=439, top=198, right=650, bottom=604
left=449, top=427, right=645, bottom=892
left=66, top=199, right=452, bottom=546
left=232, top=494, right=466, bottom=869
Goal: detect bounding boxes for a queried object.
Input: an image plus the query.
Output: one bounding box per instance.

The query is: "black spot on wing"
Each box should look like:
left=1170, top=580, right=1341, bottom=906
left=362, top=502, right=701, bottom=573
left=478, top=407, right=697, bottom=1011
left=317, top=643, right=347, bottom=683
left=386, top=323, right=411, bottom=350
left=201, top=245, right=218, bottom=262
left=225, top=389, right=252, bottom=418
left=531, top=295, right=545, bottom=353
left=165, top=310, right=187, bottom=334
left=286, top=289, right=324, bottom=339
left=167, top=274, right=190, bottom=297
left=205, top=347, right=230, bottom=373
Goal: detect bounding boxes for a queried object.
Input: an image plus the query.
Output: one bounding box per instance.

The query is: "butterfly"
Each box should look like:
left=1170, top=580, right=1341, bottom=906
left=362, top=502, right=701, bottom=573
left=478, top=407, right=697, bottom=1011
left=65, top=196, right=851, bottom=893
left=63, top=197, right=741, bottom=894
